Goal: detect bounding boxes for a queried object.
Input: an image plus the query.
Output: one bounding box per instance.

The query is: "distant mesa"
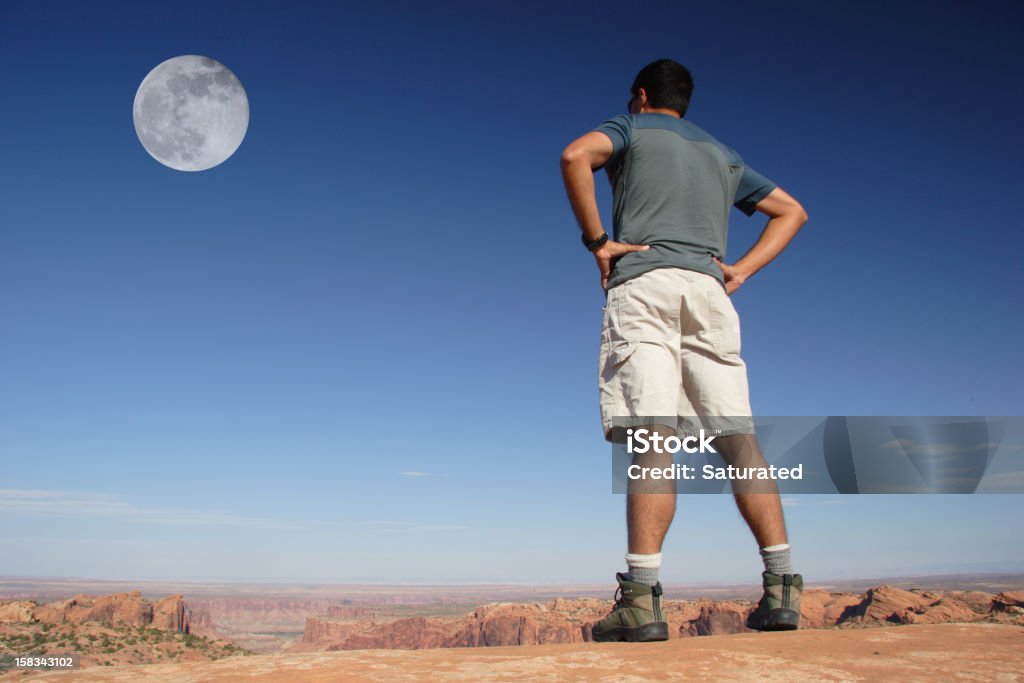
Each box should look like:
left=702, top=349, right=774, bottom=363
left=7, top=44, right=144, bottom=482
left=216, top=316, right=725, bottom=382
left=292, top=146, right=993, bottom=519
left=290, top=586, right=1024, bottom=652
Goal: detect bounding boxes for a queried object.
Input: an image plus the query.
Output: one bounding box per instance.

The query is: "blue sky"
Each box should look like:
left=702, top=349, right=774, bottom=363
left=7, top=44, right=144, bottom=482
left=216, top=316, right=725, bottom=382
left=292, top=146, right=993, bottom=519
left=1, top=0, right=1022, bottom=584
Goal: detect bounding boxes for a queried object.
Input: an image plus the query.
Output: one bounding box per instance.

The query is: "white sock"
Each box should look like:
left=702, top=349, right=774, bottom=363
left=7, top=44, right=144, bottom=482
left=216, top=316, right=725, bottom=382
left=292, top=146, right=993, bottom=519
left=625, top=552, right=662, bottom=586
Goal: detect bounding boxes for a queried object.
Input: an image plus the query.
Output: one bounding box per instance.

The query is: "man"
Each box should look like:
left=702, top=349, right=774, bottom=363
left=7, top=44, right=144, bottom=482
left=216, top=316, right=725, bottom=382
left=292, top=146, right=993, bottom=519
left=560, top=59, right=808, bottom=642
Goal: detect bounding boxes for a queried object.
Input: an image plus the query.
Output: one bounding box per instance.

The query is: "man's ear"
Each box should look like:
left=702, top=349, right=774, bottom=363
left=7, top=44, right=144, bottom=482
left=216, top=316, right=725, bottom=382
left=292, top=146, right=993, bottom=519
left=637, top=88, right=648, bottom=110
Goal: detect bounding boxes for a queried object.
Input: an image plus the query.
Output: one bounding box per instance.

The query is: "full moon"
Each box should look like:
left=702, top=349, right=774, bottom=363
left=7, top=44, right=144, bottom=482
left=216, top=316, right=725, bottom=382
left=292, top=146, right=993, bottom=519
left=133, top=55, right=249, bottom=171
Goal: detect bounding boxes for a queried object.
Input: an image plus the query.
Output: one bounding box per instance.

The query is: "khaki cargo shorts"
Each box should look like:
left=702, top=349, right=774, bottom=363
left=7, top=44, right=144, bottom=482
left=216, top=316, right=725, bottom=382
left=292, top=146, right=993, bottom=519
left=598, top=267, right=752, bottom=441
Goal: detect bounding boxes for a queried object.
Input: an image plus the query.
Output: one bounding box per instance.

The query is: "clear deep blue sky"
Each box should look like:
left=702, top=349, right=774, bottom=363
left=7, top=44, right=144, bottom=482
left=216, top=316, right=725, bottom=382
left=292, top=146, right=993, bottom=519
left=2, top=0, right=1022, bottom=584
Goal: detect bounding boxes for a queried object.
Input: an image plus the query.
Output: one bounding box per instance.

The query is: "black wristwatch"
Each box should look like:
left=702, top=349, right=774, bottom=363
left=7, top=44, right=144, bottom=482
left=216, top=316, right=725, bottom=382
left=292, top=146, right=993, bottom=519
left=582, top=231, right=609, bottom=252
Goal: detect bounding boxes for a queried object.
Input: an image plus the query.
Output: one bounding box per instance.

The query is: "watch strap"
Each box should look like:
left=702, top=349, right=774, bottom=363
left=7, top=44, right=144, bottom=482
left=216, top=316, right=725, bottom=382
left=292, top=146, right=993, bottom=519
left=582, top=231, right=609, bottom=251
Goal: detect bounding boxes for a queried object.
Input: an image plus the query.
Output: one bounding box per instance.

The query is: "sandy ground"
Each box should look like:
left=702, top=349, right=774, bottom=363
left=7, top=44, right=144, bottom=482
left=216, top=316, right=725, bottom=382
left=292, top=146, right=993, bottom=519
left=17, top=623, right=1024, bottom=682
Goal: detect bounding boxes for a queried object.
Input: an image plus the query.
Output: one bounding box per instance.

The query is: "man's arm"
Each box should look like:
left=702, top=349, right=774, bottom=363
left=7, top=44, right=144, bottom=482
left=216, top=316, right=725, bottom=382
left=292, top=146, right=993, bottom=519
left=560, top=132, right=648, bottom=290
left=713, top=187, right=808, bottom=295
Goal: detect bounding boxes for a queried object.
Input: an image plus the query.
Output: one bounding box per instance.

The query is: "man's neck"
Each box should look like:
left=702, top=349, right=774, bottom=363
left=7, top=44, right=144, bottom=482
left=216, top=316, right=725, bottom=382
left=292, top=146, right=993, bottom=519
left=639, top=107, right=681, bottom=118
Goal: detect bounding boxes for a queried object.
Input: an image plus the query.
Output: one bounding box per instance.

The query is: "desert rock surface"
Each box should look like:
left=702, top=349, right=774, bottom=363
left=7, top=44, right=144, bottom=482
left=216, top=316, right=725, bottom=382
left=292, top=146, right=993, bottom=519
left=21, top=623, right=1024, bottom=682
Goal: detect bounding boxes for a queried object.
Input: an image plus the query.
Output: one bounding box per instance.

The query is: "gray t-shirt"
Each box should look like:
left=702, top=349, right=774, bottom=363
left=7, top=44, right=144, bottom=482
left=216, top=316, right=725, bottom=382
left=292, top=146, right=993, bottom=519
left=594, top=113, right=776, bottom=290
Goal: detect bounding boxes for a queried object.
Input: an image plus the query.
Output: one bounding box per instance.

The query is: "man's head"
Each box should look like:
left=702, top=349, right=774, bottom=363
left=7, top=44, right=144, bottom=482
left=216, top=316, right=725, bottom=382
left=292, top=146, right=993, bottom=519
left=629, top=59, right=694, bottom=117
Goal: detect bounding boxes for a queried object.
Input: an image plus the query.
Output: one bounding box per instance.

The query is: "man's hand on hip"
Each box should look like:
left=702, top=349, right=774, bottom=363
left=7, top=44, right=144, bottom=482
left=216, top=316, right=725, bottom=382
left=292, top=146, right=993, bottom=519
left=712, top=257, right=748, bottom=295
left=594, top=241, right=650, bottom=291
left=712, top=188, right=809, bottom=296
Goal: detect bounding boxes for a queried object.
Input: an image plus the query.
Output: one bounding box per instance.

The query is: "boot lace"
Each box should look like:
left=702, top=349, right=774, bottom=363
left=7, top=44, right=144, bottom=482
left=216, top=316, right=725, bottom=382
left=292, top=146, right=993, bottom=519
left=607, top=586, right=625, bottom=614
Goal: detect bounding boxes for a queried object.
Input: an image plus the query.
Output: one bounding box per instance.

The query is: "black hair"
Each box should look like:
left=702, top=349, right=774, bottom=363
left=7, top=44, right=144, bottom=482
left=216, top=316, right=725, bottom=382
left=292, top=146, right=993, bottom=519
left=630, top=59, right=695, bottom=117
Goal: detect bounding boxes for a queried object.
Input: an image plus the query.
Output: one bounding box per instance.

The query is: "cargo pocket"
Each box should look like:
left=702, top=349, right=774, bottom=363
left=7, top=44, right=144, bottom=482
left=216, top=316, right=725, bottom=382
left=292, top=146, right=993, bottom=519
left=608, top=340, right=639, bottom=366
left=708, top=289, right=742, bottom=359
left=600, top=340, right=639, bottom=383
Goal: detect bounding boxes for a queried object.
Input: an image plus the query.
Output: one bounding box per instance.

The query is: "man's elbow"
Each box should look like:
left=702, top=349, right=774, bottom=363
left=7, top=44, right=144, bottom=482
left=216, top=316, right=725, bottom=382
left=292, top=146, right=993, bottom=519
left=794, top=203, right=809, bottom=226
left=781, top=196, right=808, bottom=227
left=560, top=144, right=586, bottom=170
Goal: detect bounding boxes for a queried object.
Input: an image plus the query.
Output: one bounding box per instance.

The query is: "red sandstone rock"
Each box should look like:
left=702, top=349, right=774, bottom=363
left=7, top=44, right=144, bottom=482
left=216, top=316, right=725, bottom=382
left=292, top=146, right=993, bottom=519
left=283, top=584, right=1023, bottom=653
left=301, top=616, right=369, bottom=644
left=338, top=617, right=455, bottom=650
left=187, top=606, right=216, bottom=634
left=845, top=586, right=932, bottom=624
left=992, top=591, right=1024, bottom=614
left=946, top=590, right=995, bottom=614
left=0, top=591, right=188, bottom=631
left=0, top=600, right=35, bottom=623
left=326, top=605, right=378, bottom=619
left=679, top=600, right=750, bottom=637
left=798, top=589, right=863, bottom=629
left=911, top=596, right=982, bottom=624
left=153, top=594, right=188, bottom=631
left=842, top=586, right=983, bottom=626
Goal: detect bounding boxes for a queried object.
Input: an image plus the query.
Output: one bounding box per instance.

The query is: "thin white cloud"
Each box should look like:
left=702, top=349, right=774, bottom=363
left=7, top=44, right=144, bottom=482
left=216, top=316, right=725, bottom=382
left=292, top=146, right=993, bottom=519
left=781, top=496, right=849, bottom=507
left=309, top=519, right=469, bottom=533
left=376, top=524, right=468, bottom=534
left=399, top=471, right=432, bottom=477
left=0, top=488, right=295, bottom=530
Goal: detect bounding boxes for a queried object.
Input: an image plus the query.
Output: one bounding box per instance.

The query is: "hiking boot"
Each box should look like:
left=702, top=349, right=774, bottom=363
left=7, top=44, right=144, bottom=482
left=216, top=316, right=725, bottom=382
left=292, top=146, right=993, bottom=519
left=746, top=571, right=802, bottom=631
left=591, top=572, right=669, bottom=642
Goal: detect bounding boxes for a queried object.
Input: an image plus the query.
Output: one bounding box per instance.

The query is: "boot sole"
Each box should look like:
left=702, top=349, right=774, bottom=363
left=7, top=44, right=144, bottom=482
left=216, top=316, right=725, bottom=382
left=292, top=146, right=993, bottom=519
left=747, top=608, right=800, bottom=631
left=592, top=621, right=669, bottom=643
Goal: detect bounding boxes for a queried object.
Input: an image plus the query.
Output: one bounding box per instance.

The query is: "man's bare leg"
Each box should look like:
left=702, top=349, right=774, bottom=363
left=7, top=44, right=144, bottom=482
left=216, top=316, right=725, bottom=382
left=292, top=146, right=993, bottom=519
left=590, top=426, right=675, bottom=643
left=733, top=492, right=787, bottom=548
left=714, top=433, right=788, bottom=546
left=626, top=425, right=678, bottom=554
left=627, top=487, right=676, bottom=554
left=716, top=433, right=801, bottom=631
